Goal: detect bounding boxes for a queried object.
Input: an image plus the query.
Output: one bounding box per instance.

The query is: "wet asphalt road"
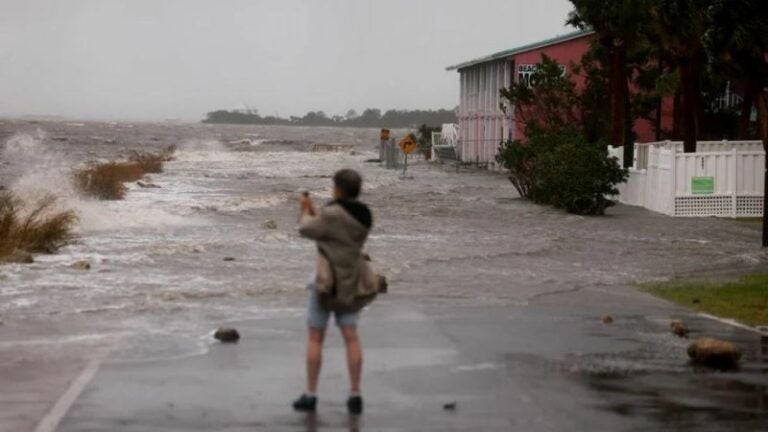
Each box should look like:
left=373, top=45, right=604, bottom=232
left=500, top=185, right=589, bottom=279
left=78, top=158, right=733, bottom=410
left=58, top=292, right=768, bottom=432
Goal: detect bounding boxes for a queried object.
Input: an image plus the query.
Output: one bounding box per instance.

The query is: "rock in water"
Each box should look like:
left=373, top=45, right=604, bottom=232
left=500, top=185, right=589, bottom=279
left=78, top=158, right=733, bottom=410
left=670, top=320, right=690, bottom=337
left=71, top=260, right=91, bottom=270
left=687, top=338, right=742, bottom=369
left=602, top=315, right=614, bottom=324
left=4, top=251, right=34, bottom=264
left=137, top=181, right=161, bottom=188
left=214, top=327, right=240, bottom=343
left=262, top=220, right=278, bottom=230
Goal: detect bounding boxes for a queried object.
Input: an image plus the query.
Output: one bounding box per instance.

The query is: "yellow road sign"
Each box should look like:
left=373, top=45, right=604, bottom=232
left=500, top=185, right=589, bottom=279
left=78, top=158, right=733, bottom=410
left=399, top=134, right=417, bottom=154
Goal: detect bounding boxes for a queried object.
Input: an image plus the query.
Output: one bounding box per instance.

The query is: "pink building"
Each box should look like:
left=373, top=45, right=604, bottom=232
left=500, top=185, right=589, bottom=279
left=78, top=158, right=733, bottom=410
left=447, top=30, right=667, bottom=165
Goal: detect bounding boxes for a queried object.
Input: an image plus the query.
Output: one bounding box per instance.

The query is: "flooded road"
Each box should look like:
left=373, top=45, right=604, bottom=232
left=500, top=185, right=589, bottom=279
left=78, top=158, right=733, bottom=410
left=1, top=120, right=767, bottom=431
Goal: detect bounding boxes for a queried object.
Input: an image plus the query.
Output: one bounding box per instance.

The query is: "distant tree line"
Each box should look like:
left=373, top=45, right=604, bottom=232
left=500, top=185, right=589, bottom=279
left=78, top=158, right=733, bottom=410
left=202, top=108, right=457, bottom=128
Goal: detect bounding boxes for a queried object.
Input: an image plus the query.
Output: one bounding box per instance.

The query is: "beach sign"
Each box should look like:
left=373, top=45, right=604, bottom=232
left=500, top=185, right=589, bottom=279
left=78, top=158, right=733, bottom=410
left=399, top=134, right=417, bottom=154
left=691, top=176, right=715, bottom=195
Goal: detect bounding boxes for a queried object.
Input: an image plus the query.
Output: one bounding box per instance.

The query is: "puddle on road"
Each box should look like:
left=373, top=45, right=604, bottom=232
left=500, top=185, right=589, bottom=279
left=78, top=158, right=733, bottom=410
left=578, top=332, right=768, bottom=429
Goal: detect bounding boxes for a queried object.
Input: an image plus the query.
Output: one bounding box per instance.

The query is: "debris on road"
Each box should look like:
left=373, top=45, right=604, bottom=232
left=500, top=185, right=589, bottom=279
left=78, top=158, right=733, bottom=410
left=687, top=337, right=742, bottom=369
left=670, top=320, right=690, bottom=337
left=214, top=327, right=240, bottom=343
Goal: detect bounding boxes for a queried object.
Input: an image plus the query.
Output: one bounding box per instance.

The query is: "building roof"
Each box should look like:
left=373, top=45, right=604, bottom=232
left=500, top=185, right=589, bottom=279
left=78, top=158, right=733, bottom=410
left=445, top=29, right=595, bottom=71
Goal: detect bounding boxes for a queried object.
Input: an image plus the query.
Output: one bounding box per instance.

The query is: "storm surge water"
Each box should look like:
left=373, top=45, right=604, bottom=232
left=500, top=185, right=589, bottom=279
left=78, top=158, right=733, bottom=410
left=2, top=121, right=762, bottom=364
left=0, top=122, right=388, bottom=360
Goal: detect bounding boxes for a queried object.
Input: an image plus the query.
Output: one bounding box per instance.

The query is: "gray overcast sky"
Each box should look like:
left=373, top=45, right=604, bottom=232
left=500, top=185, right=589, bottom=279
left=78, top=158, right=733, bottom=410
left=0, top=0, right=574, bottom=121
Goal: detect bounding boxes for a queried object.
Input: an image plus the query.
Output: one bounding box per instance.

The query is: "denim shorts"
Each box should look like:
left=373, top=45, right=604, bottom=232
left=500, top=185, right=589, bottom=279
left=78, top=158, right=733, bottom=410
left=307, top=282, right=359, bottom=329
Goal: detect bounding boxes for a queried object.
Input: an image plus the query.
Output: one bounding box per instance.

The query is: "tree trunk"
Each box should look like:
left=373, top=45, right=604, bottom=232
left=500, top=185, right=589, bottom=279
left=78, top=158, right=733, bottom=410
left=737, top=76, right=760, bottom=140
left=655, top=94, right=663, bottom=141
left=655, top=57, right=664, bottom=141
left=672, top=89, right=682, bottom=139
left=738, top=86, right=754, bottom=140
left=608, top=47, right=627, bottom=148
left=679, top=60, right=699, bottom=153
left=623, top=77, right=634, bottom=167
left=757, top=90, right=768, bottom=247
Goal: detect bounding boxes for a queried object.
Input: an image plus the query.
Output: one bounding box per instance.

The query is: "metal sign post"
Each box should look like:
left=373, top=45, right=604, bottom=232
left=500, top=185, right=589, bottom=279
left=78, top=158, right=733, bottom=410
left=379, top=129, right=390, bottom=165
left=398, top=134, right=417, bottom=175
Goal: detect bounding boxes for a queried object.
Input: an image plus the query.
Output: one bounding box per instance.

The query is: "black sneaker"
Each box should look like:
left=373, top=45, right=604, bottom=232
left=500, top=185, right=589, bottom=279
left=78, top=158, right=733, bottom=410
left=347, top=395, right=363, bottom=415
left=292, top=394, right=317, bottom=412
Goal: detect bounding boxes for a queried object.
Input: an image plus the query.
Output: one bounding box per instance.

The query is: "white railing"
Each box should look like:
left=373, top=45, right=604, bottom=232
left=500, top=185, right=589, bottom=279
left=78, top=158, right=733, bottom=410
left=431, top=124, right=460, bottom=162
left=616, top=140, right=765, bottom=217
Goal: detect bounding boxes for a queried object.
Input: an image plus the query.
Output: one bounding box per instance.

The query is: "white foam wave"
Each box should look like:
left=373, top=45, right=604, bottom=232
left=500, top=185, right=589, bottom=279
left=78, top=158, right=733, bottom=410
left=2, top=132, right=203, bottom=232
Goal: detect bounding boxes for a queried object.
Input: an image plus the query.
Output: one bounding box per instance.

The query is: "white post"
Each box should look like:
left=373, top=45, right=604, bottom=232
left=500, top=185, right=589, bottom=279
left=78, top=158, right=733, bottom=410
left=669, top=142, right=677, bottom=216
left=731, top=148, right=738, bottom=218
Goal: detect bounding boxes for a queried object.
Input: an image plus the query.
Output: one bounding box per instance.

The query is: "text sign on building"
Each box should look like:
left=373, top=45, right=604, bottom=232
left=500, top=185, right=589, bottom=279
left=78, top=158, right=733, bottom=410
left=517, top=64, right=567, bottom=88
left=691, top=176, right=715, bottom=195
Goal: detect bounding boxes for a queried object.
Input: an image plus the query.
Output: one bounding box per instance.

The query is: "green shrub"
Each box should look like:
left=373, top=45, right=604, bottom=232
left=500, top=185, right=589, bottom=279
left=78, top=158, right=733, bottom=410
left=416, top=124, right=440, bottom=151
left=496, top=127, right=627, bottom=215
left=496, top=139, right=538, bottom=198
left=536, top=140, right=628, bottom=215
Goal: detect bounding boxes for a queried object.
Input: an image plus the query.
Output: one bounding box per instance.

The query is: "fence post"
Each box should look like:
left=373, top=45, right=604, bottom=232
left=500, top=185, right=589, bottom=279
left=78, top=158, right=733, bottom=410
left=731, top=148, right=738, bottom=218
left=669, top=141, right=677, bottom=216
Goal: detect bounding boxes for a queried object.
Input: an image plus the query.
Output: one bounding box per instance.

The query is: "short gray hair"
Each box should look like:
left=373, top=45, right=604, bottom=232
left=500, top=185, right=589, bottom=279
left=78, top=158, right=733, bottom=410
left=333, top=169, right=362, bottom=199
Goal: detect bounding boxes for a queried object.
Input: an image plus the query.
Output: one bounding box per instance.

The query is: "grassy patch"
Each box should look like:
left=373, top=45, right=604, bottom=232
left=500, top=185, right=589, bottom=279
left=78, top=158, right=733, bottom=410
left=74, top=146, right=175, bottom=200
left=0, top=192, right=77, bottom=261
left=732, top=217, right=762, bottom=225
left=74, top=161, right=144, bottom=199
left=128, top=146, right=176, bottom=174
left=642, top=274, right=768, bottom=326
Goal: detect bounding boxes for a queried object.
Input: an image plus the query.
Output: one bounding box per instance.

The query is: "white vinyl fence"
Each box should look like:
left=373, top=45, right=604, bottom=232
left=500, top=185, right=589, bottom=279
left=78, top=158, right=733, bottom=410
left=613, top=140, right=765, bottom=217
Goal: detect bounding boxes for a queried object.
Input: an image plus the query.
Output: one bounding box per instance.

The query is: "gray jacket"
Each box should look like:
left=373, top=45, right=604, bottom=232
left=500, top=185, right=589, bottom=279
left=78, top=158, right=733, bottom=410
left=299, top=200, right=373, bottom=305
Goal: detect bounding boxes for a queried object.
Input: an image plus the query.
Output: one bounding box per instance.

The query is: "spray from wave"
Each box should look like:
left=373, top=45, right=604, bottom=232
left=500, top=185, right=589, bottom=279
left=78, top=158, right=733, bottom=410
left=1, top=132, right=200, bottom=232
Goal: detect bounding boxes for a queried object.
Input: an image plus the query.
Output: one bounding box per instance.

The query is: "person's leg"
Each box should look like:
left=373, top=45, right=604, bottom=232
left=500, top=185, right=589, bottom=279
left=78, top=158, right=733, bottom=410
left=305, top=288, right=330, bottom=394
left=294, top=287, right=329, bottom=411
left=339, top=322, right=364, bottom=415
left=306, top=327, right=325, bottom=394
left=339, top=325, right=362, bottom=394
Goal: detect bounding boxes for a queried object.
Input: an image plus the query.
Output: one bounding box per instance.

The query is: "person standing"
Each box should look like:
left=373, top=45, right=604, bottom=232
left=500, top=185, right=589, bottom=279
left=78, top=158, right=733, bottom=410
left=293, top=169, right=373, bottom=415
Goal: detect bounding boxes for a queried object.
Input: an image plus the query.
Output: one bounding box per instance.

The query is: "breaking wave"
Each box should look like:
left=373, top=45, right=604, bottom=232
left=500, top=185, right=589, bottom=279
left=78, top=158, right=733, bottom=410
left=1, top=132, right=200, bottom=232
